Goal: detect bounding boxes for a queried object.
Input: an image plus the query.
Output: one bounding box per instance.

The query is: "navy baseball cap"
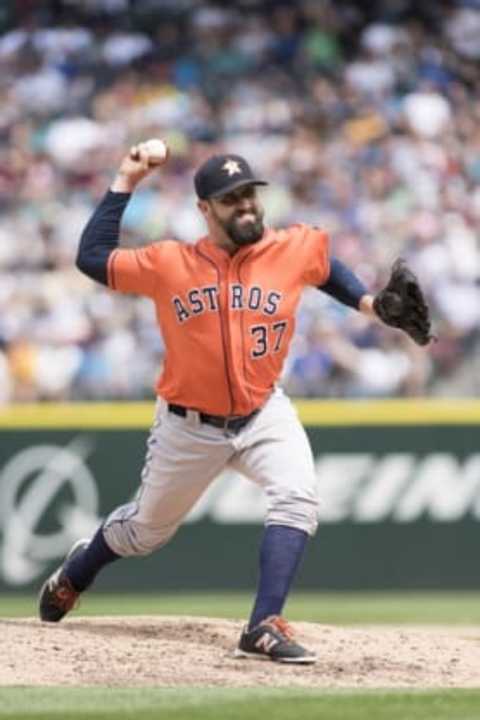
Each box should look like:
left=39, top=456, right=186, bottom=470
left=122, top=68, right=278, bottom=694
left=194, top=154, right=268, bottom=200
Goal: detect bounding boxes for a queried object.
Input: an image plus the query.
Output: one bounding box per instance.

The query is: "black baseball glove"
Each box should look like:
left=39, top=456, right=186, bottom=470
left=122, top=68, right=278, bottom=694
left=373, top=259, right=433, bottom=346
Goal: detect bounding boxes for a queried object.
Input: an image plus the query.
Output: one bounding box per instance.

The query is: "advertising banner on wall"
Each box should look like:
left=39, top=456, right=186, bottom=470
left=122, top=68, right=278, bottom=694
left=0, top=400, right=479, bottom=592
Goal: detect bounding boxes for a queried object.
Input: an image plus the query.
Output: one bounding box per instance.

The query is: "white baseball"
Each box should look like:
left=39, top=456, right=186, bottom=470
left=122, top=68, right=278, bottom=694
left=143, top=138, right=168, bottom=165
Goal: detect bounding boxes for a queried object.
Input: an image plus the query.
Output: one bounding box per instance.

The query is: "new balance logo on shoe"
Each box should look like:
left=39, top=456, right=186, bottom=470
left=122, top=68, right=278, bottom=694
left=233, top=615, right=316, bottom=664
left=255, top=632, right=279, bottom=653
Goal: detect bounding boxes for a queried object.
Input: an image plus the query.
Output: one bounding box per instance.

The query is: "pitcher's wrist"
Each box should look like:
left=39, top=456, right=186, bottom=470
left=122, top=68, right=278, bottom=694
left=110, top=173, right=137, bottom=193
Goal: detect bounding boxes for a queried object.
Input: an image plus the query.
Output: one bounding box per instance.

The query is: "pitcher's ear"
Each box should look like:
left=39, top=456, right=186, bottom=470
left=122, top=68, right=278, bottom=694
left=198, top=199, right=210, bottom=217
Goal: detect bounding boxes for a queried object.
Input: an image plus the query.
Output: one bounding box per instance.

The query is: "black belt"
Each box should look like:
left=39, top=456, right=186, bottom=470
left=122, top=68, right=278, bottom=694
left=168, top=403, right=259, bottom=434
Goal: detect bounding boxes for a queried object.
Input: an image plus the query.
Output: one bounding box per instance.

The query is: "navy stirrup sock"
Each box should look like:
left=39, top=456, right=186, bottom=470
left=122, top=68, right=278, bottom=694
left=64, top=526, right=120, bottom=592
left=248, top=524, right=308, bottom=630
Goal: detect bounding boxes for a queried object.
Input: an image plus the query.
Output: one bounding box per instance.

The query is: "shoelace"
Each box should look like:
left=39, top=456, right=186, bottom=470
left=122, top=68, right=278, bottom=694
left=265, top=615, right=295, bottom=641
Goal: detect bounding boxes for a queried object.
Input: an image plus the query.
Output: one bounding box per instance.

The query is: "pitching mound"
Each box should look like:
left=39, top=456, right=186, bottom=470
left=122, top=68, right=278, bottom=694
left=1, top=616, right=479, bottom=688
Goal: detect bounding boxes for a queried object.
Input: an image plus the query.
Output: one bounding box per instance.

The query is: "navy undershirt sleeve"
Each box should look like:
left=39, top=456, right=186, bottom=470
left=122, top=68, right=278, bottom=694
left=76, top=190, right=131, bottom=285
left=318, top=256, right=367, bottom=309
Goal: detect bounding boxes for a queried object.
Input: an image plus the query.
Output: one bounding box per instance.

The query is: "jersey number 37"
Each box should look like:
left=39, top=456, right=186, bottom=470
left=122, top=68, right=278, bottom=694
left=250, top=321, right=288, bottom=358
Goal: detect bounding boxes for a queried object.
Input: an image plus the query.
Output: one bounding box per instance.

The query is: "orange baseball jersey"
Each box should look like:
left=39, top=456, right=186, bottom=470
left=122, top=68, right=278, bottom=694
left=107, top=224, right=329, bottom=416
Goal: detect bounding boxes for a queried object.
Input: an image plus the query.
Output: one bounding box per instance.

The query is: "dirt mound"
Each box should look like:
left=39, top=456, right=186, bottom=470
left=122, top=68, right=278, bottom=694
left=1, top=616, right=479, bottom=688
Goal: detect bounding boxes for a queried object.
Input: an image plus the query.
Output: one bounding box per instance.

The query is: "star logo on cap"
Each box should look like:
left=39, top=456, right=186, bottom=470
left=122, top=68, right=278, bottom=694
left=222, top=159, right=242, bottom=176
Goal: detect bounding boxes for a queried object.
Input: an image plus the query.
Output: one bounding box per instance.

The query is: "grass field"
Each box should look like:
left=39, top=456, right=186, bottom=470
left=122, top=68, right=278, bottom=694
left=2, top=590, right=480, bottom=624
left=2, top=591, right=480, bottom=719
left=1, top=688, right=480, bottom=720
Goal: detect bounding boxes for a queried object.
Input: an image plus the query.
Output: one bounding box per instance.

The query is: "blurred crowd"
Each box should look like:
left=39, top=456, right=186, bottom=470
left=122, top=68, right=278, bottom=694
left=0, top=0, right=479, bottom=403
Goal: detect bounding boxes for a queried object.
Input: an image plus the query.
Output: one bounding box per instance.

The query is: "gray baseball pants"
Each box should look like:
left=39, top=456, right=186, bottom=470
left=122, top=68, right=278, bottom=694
left=103, top=388, right=319, bottom=557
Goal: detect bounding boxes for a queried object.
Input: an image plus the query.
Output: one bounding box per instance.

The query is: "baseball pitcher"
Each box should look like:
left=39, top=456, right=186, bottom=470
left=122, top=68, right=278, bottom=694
left=38, top=141, right=432, bottom=663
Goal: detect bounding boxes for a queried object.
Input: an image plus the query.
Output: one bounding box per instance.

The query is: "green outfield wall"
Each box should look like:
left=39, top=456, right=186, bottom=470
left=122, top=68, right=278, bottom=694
left=0, top=400, right=479, bottom=592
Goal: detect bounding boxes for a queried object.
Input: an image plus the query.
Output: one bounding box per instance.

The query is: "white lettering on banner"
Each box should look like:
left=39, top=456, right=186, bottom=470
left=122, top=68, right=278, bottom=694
left=184, top=469, right=266, bottom=524
left=352, top=454, right=416, bottom=522
left=211, top=471, right=266, bottom=523
left=0, top=438, right=101, bottom=585
left=393, top=454, right=480, bottom=522
left=185, top=453, right=480, bottom=524
left=2, top=445, right=480, bottom=588
left=313, top=454, right=374, bottom=522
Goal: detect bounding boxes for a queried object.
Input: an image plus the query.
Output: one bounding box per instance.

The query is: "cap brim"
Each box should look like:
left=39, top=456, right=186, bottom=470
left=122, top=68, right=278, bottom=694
left=208, top=178, right=268, bottom=199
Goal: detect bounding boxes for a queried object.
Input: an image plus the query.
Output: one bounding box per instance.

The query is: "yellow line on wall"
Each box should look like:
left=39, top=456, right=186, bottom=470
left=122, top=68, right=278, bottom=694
left=0, top=403, right=155, bottom=429
left=294, top=399, right=480, bottom=425
left=0, top=399, right=478, bottom=429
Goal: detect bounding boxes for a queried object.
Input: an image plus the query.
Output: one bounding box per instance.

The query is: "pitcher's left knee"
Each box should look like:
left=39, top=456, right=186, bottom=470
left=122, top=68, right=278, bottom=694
left=266, top=488, right=320, bottom=536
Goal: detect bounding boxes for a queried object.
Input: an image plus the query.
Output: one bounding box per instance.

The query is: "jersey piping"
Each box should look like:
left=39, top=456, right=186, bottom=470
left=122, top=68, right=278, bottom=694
left=195, top=246, right=235, bottom=416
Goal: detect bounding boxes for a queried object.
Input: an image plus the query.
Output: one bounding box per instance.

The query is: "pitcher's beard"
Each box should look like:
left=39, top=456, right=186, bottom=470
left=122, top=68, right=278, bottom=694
left=225, top=211, right=265, bottom=246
